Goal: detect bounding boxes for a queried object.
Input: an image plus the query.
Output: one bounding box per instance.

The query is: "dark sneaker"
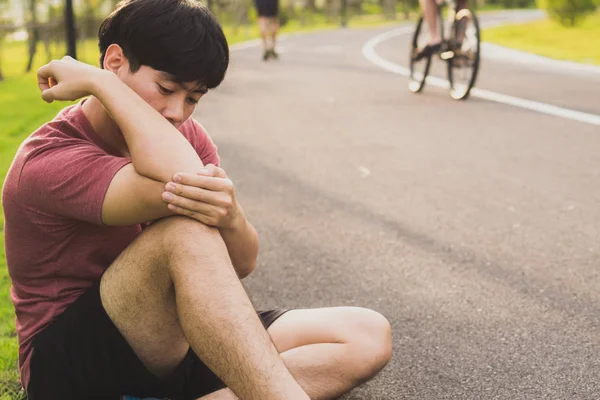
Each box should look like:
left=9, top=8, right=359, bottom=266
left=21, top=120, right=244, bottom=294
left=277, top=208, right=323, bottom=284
left=269, top=49, right=279, bottom=60
left=262, top=50, right=269, bottom=61
left=413, top=42, right=441, bottom=62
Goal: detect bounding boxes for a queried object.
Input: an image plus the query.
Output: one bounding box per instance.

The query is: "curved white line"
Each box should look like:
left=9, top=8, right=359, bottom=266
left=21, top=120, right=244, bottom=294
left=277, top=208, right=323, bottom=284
left=361, top=29, right=600, bottom=127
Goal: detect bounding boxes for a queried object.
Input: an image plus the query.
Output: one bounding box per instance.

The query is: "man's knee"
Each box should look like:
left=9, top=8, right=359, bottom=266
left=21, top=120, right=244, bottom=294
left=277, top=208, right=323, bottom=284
left=149, top=216, right=223, bottom=255
left=146, top=216, right=232, bottom=281
left=152, top=215, right=219, bottom=240
left=347, top=308, right=393, bottom=383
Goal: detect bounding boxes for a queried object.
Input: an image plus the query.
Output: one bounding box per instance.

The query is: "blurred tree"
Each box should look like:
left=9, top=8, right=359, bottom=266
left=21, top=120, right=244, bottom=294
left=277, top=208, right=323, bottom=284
left=46, top=2, right=64, bottom=58
left=0, top=0, right=10, bottom=81
left=381, top=0, right=396, bottom=19
left=306, top=0, right=317, bottom=10
left=81, top=0, right=105, bottom=40
left=0, top=0, right=7, bottom=19
left=65, top=0, right=76, bottom=58
left=25, top=0, right=39, bottom=72
left=538, top=0, right=598, bottom=26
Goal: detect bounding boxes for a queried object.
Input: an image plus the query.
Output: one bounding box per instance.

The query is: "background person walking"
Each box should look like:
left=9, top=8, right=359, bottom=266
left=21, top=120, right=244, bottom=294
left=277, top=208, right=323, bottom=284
left=254, top=0, right=280, bottom=60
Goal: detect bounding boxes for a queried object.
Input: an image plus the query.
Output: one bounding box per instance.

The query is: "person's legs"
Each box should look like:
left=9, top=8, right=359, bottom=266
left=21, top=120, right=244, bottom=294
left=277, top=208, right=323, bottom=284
left=269, top=16, right=280, bottom=58
left=100, top=216, right=307, bottom=400
left=257, top=16, right=270, bottom=60
left=419, top=0, right=441, bottom=45
left=198, top=307, right=393, bottom=400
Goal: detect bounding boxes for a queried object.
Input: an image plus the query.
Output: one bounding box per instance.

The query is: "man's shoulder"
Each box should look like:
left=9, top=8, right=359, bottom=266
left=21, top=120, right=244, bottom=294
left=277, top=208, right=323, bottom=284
left=27, top=103, right=97, bottom=152
left=23, top=104, right=84, bottom=146
left=4, top=104, right=104, bottom=196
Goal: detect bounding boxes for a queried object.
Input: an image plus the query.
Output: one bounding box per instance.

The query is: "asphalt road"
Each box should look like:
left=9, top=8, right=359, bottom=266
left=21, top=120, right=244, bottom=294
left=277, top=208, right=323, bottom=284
left=194, top=10, right=600, bottom=399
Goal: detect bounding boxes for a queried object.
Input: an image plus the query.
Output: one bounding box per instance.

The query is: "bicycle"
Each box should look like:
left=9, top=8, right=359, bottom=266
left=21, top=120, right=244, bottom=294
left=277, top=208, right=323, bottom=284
left=408, top=0, right=481, bottom=100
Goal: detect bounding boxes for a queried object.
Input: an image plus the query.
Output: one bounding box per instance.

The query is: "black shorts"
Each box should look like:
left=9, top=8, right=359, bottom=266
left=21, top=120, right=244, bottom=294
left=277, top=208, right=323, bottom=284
left=254, top=0, right=279, bottom=17
left=27, top=283, right=289, bottom=400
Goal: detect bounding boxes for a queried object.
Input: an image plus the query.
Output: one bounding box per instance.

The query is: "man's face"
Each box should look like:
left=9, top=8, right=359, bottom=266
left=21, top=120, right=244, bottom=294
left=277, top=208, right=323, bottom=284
left=120, top=65, right=207, bottom=130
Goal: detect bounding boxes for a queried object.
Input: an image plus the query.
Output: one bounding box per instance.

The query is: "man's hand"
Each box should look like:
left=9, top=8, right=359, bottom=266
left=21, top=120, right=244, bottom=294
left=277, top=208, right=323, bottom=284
left=37, top=56, right=106, bottom=103
left=163, top=164, right=259, bottom=278
left=162, top=164, right=243, bottom=229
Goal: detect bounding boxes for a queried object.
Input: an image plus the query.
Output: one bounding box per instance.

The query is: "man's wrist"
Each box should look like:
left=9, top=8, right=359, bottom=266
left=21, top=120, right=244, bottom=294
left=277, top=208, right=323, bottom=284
left=89, top=69, right=116, bottom=99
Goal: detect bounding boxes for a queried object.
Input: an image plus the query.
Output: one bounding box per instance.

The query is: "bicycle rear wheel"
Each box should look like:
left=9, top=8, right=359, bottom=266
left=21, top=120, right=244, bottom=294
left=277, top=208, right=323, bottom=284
left=446, top=8, right=480, bottom=100
left=408, top=16, right=433, bottom=93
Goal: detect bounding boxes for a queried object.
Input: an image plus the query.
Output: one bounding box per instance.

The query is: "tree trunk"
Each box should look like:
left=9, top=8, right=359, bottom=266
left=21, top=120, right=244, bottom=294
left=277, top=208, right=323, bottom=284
left=25, top=0, right=39, bottom=73
left=325, top=0, right=339, bottom=22
left=0, top=23, right=13, bottom=81
left=340, top=0, right=348, bottom=27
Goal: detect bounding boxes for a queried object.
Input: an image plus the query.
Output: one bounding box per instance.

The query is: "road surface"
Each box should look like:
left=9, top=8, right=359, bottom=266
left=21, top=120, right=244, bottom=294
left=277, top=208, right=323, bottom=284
left=195, top=10, right=600, bottom=399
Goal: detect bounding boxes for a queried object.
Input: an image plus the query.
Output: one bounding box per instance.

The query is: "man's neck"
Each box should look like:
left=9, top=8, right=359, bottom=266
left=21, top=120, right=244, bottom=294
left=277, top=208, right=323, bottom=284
left=82, top=96, right=130, bottom=158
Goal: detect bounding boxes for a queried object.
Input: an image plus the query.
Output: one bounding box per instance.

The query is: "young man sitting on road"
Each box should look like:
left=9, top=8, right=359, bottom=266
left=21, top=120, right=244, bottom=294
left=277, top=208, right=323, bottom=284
left=2, top=0, right=392, bottom=399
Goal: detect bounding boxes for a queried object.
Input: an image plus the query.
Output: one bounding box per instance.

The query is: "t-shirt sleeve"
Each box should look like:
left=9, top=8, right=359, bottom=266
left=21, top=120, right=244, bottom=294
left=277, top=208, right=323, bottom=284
left=187, top=119, right=220, bottom=167
left=17, top=141, right=131, bottom=225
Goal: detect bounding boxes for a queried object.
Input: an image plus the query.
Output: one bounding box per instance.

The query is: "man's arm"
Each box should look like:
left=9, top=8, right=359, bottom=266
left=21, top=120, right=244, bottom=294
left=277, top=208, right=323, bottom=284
left=39, top=58, right=259, bottom=276
left=94, top=73, right=203, bottom=182
left=39, top=58, right=204, bottom=225
left=220, top=212, right=259, bottom=279
left=98, top=71, right=260, bottom=277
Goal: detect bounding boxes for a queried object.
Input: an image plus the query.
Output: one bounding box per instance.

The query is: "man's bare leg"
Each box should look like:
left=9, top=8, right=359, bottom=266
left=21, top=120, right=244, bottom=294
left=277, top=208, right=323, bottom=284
left=269, top=16, right=280, bottom=57
left=419, top=0, right=441, bottom=46
left=199, top=307, right=393, bottom=400
left=100, top=216, right=308, bottom=400
left=258, top=17, right=270, bottom=59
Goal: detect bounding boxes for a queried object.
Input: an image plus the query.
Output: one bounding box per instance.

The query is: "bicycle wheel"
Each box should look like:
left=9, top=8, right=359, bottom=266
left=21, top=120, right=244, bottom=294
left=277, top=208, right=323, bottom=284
left=408, top=17, right=430, bottom=93
left=446, top=8, right=480, bottom=100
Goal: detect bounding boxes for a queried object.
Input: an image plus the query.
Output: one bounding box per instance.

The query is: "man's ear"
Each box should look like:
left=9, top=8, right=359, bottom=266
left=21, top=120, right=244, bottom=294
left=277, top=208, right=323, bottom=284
left=103, top=44, right=128, bottom=74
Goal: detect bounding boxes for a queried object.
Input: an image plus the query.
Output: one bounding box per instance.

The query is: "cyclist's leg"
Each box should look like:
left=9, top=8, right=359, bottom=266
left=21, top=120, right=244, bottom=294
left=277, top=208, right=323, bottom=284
left=419, top=0, right=441, bottom=45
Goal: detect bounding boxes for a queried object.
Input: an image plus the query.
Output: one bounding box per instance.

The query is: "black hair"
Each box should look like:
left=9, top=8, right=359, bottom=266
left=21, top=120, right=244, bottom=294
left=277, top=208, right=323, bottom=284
left=98, top=0, right=229, bottom=89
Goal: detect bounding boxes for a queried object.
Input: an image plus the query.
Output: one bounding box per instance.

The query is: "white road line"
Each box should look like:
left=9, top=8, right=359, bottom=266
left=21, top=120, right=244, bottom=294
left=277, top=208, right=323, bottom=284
left=361, top=28, right=600, bottom=127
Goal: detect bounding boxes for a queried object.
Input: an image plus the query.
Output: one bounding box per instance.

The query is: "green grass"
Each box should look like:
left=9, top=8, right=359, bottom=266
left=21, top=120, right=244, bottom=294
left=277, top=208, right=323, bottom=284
left=484, top=10, right=600, bottom=65
left=0, top=12, right=406, bottom=398
left=0, top=39, right=71, bottom=399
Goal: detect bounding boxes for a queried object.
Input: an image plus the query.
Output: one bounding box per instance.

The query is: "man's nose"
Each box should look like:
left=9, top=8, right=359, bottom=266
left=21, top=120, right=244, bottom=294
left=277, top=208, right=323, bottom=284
left=163, top=100, right=185, bottom=125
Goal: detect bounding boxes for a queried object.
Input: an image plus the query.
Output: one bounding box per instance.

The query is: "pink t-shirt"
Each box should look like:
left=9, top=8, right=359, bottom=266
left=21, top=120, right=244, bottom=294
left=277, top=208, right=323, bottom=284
left=2, top=101, right=220, bottom=388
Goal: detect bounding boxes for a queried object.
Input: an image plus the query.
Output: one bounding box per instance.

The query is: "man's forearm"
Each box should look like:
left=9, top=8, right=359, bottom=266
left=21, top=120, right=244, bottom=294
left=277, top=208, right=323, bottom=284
left=220, top=212, right=259, bottom=278
left=93, top=72, right=203, bottom=182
